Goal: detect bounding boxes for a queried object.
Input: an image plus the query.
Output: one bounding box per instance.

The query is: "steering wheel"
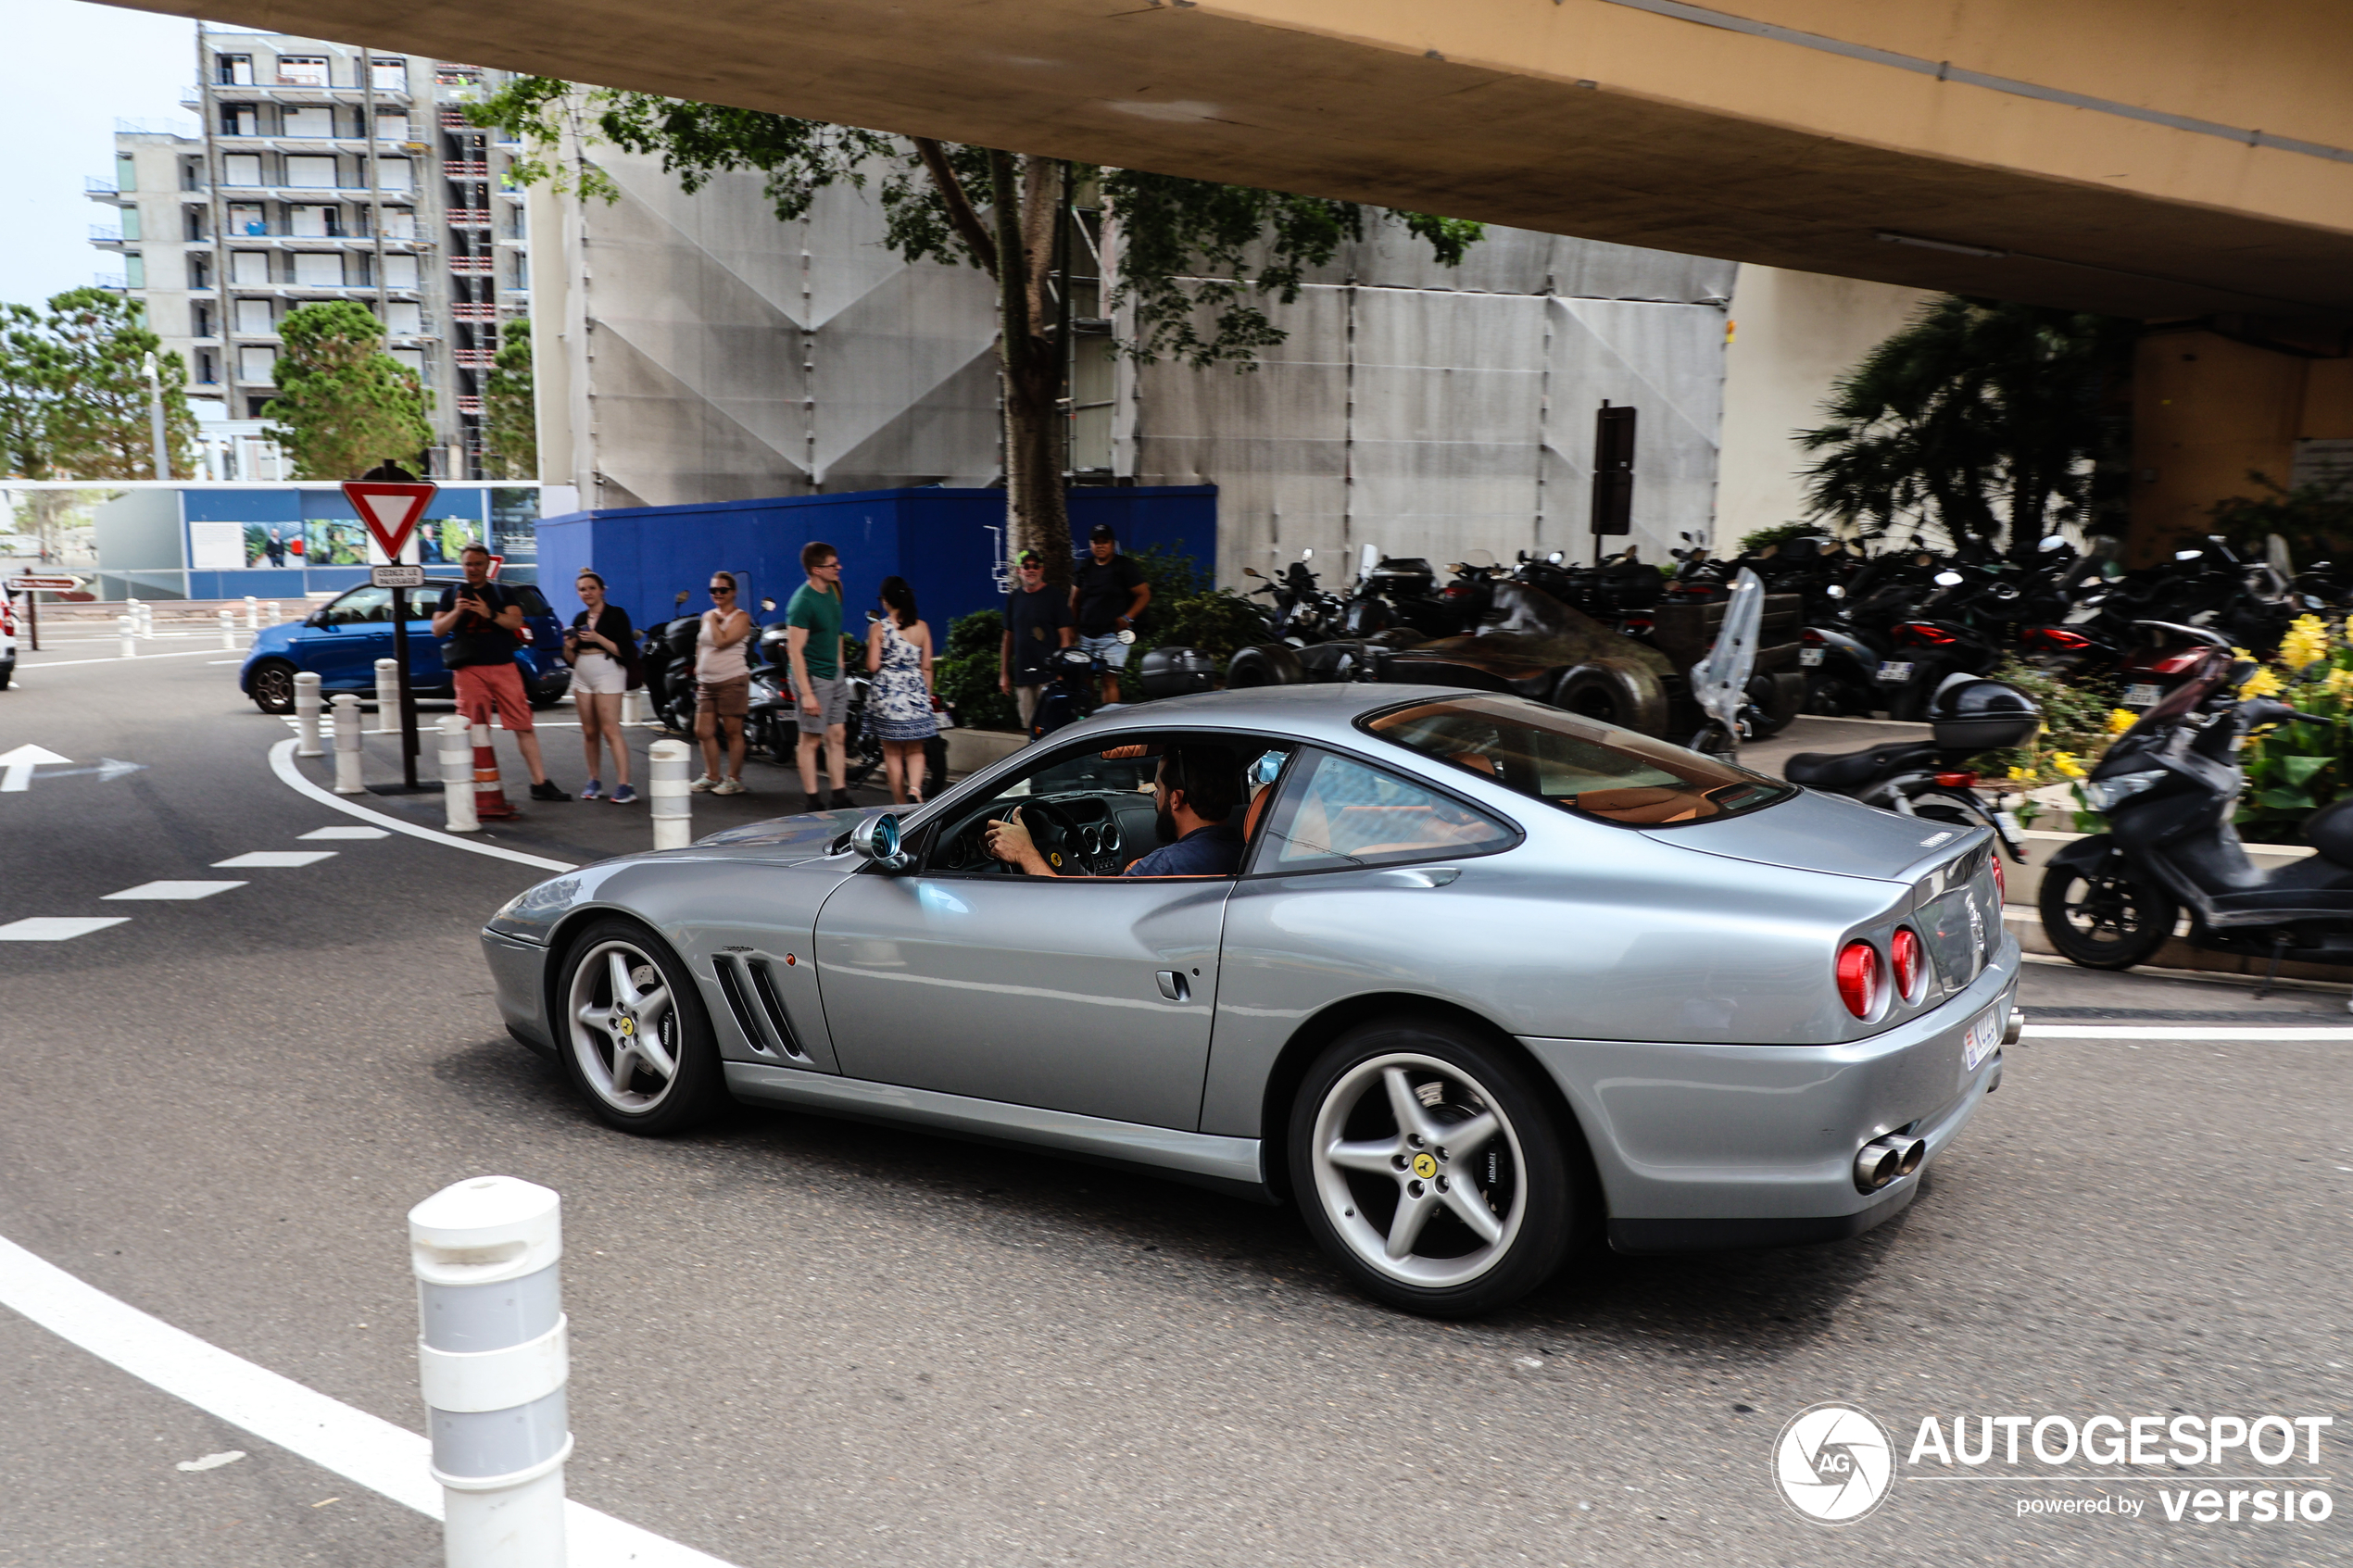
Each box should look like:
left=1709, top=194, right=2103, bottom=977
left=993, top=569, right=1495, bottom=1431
left=991, top=796, right=1086, bottom=875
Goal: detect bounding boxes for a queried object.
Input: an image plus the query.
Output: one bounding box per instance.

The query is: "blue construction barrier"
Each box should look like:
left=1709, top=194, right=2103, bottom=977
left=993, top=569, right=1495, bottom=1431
left=535, top=486, right=1217, bottom=631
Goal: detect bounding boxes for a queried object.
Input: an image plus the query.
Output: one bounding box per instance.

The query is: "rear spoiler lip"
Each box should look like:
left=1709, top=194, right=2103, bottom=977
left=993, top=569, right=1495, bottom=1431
left=1893, top=822, right=1994, bottom=892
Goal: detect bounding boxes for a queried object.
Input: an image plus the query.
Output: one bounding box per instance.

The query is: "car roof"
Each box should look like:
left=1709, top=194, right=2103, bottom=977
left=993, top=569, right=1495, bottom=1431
left=1059, top=683, right=1476, bottom=750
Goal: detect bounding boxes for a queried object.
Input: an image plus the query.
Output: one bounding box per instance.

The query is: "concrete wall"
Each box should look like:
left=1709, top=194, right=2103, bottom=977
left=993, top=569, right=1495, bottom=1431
left=1118, top=227, right=1736, bottom=583
left=1714, top=264, right=1934, bottom=550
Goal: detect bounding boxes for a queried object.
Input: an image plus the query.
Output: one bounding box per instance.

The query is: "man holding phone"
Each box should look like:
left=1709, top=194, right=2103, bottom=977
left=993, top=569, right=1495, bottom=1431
left=431, top=544, right=565, bottom=803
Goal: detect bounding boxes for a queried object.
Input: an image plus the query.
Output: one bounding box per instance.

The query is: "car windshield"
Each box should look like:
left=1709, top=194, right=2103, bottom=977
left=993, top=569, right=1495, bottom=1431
left=1361, top=695, right=1793, bottom=827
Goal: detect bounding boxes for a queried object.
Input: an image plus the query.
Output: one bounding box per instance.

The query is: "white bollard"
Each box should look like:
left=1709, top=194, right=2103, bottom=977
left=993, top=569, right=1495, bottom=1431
left=126, top=596, right=144, bottom=638
left=331, top=694, right=366, bottom=795
left=245, top=595, right=259, bottom=631
left=267, top=599, right=283, bottom=625
left=294, top=671, right=324, bottom=757
left=439, top=714, right=480, bottom=833
left=118, top=614, right=136, bottom=659
left=219, top=609, right=237, bottom=649
left=648, top=738, right=692, bottom=850
left=618, top=687, right=645, bottom=728
left=409, top=1177, right=571, bottom=1568
left=375, top=659, right=402, bottom=733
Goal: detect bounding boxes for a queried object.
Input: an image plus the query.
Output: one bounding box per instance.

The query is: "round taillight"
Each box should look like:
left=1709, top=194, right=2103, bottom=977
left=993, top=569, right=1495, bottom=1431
left=1891, top=927, right=1923, bottom=999
left=1836, top=940, right=1880, bottom=1018
left=1989, top=854, right=2006, bottom=904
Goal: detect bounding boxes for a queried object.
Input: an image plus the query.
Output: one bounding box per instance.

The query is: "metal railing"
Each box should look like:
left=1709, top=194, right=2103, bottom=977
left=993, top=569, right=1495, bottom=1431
left=83, top=176, right=117, bottom=194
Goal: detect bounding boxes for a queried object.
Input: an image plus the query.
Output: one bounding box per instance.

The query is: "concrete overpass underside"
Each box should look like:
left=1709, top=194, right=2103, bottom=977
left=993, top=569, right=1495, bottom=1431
left=116, top=0, right=2353, bottom=321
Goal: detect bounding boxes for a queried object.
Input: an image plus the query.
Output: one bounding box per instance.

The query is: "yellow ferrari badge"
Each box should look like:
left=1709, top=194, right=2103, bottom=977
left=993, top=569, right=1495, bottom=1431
left=1411, top=1152, right=1438, bottom=1180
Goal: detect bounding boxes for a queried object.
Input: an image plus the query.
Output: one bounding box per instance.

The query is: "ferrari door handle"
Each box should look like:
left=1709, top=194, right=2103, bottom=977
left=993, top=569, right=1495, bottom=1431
left=1154, top=970, right=1189, bottom=1001
left=1370, top=866, right=1461, bottom=888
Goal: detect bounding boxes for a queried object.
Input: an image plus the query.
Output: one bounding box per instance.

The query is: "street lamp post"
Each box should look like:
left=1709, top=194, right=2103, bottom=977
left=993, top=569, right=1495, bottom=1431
left=142, top=350, right=170, bottom=481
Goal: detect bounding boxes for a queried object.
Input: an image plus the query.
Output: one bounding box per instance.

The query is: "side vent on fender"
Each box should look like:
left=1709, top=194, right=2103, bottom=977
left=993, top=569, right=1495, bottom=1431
left=710, top=956, right=775, bottom=1055
left=745, top=960, right=808, bottom=1059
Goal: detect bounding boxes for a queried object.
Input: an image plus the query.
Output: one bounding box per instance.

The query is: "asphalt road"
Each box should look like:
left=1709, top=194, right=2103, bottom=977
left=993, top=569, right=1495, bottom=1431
left=1, top=642, right=2347, bottom=1566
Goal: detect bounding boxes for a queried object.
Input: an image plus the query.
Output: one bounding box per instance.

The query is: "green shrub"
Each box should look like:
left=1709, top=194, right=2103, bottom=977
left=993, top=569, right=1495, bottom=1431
left=1139, top=589, right=1272, bottom=666
left=935, top=608, right=1018, bottom=731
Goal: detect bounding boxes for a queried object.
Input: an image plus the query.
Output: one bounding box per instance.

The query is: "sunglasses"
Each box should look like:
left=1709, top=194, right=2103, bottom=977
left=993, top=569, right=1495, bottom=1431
left=709, top=584, right=734, bottom=594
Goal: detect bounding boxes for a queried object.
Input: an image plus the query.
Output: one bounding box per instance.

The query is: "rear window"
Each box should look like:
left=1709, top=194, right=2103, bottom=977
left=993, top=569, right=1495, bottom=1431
left=1362, top=695, right=1793, bottom=827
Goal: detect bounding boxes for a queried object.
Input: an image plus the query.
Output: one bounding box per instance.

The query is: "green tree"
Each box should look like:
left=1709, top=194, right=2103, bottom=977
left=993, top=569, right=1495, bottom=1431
left=470, top=82, right=1481, bottom=588
left=0, top=287, right=197, bottom=482
left=1798, top=297, right=2136, bottom=563
left=263, top=300, right=433, bottom=480
left=481, top=319, right=537, bottom=479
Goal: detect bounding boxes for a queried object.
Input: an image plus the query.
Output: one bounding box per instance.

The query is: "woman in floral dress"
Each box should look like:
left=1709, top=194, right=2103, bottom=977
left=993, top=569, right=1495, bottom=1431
left=864, top=575, right=938, bottom=804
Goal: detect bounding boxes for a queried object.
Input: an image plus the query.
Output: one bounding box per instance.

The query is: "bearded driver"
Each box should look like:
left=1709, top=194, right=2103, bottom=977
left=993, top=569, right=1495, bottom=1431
left=985, top=746, right=1244, bottom=877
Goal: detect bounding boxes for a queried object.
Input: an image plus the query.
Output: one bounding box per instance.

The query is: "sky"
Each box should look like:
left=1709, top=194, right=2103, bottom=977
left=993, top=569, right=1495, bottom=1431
left=0, top=2, right=200, bottom=308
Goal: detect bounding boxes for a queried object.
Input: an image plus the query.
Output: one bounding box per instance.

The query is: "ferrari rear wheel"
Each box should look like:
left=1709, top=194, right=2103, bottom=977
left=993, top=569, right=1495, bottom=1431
left=558, top=919, right=725, bottom=1134
left=1290, top=1021, right=1580, bottom=1317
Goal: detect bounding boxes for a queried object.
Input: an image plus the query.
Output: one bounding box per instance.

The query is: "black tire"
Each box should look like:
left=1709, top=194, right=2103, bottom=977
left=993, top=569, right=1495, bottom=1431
left=1802, top=669, right=1876, bottom=718
left=249, top=658, right=298, bottom=714
left=1289, top=1018, right=1586, bottom=1317
left=1227, top=643, right=1304, bottom=688
left=1552, top=659, right=1668, bottom=735
left=0, top=661, right=13, bottom=691
left=554, top=919, right=727, bottom=1135
left=2038, top=860, right=2178, bottom=971
left=1745, top=671, right=1804, bottom=738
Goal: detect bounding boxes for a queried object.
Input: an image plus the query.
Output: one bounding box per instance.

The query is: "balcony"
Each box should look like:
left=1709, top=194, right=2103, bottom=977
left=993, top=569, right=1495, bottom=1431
left=89, top=224, right=124, bottom=244
left=183, top=81, right=411, bottom=106
left=93, top=272, right=128, bottom=289
left=217, top=182, right=418, bottom=204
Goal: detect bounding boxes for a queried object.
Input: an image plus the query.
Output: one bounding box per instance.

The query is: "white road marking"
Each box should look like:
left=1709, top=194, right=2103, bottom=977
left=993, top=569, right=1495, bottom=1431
left=0, top=917, right=130, bottom=941
left=0, top=1232, right=740, bottom=1566
left=103, top=881, right=247, bottom=901
left=269, top=739, right=579, bottom=873
left=0, top=743, right=70, bottom=791
left=2022, top=1023, right=2353, bottom=1041
left=213, top=850, right=337, bottom=868
left=298, top=826, right=389, bottom=840
left=207, top=658, right=245, bottom=664
left=177, top=1449, right=246, bottom=1472
left=13, top=647, right=229, bottom=670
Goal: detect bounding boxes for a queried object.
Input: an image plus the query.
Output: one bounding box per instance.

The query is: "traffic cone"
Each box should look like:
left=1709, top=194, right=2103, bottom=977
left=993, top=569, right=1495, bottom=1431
left=472, top=721, right=520, bottom=820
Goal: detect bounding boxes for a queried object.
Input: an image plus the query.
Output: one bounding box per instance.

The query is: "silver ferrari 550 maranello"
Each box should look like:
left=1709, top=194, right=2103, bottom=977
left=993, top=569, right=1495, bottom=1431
left=482, top=684, right=2020, bottom=1315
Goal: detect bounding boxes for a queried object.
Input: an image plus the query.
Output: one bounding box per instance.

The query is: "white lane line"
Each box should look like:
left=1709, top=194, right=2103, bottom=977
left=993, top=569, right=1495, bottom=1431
left=270, top=738, right=579, bottom=873
left=103, top=880, right=248, bottom=901
left=214, top=849, right=338, bottom=868
left=0, top=916, right=129, bottom=941
left=299, top=826, right=389, bottom=840
left=2022, top=1024, right=2353, bottom=1041
left=0, top=1232, right=740, bottom=1566
left=14, top=647, right=230, bottom=670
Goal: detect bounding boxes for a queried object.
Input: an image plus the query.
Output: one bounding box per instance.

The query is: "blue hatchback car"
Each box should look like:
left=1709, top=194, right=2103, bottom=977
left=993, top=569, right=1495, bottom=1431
left=240, top=578, right=572, bottom=713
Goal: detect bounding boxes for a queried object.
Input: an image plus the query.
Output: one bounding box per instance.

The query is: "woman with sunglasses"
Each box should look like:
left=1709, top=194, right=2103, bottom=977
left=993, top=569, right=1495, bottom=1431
left=692, top=571, right=753, bottom=795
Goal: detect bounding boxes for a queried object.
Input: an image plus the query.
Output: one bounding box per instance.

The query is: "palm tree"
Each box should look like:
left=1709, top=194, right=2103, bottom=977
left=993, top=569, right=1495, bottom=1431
left=1798, top=297, right=2135, bottom=563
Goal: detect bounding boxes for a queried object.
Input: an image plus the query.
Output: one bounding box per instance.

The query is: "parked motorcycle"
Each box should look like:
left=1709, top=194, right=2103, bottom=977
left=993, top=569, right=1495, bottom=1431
left=1780, top=675, right=2041, bottom=860
left=1027, top=630, right=1135, bottom=739
left=1241, top=550, right=1345, bottom=644
left=635, top=590, right=700, bottom=733
left=2039, top=623, right=2353, bottom=983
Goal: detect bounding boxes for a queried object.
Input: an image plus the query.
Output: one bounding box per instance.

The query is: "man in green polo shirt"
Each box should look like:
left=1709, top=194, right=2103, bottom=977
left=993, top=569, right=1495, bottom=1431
left=784, top=540, right=851, bottom=813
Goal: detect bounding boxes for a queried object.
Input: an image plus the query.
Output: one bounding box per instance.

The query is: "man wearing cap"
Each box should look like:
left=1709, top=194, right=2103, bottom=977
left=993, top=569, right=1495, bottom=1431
left=998, top=548, right=1075, bottom=732
left=1071, top=523, right=1151, bottom=705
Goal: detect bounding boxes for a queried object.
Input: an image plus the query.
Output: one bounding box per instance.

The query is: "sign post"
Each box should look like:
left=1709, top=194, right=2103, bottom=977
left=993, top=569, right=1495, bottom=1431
left=343, top=474, right=437, bottom=790
left=6, top=575, right=82, bottom=653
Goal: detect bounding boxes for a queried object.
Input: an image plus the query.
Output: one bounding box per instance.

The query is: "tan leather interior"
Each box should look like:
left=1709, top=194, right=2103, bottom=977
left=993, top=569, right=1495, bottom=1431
left=1570, top=786, right=1712, bottom=824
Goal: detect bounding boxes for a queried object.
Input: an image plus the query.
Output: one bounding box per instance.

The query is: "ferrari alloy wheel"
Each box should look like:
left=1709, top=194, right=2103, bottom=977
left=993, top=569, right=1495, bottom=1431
left=1290, top=1022, right=1581, bottom=1316
left=2038, top=864, right=2178, bottom=971
left=558, top=921, right=723, bottom=1134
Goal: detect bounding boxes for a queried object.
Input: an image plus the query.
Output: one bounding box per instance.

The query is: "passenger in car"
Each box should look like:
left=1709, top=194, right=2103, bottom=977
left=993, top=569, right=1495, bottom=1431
left=986, top=745, right=1245, bottom=877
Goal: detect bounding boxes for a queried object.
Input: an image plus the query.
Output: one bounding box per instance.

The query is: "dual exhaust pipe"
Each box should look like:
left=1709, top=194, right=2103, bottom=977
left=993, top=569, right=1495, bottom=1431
left=1855, top=1132, right=1927, bottom=1193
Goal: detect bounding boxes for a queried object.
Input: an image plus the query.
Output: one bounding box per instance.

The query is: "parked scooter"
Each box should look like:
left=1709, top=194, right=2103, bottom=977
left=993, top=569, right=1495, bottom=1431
left=2039, top=622, right=2353, bottom=983
left=1780, top=675, right=2041, bottom=860
left=1027, top=631, right=1135, bottom=739
left=1242, top=550, right=1345, bottom=645
left=635, top=589, right=699, bottom=732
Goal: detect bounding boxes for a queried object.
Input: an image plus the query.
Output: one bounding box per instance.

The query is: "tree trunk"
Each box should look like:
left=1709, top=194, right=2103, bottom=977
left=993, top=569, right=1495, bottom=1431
left=991, top=152, right=1070, bottom=593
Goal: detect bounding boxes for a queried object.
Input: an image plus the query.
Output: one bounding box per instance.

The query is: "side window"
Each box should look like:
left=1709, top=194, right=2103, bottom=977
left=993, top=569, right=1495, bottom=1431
left=1256, top=750, right=1516, bottom=872
left=326, top=586, right=391, bottom=625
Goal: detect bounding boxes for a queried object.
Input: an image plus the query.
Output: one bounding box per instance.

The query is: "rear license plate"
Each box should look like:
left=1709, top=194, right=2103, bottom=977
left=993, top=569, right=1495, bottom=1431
left=1963, top=1007, right=2002, bottom=1073
left=1877, top=660, right=1913, bottom=683
left=1800, top=648, right=1824, bottom=667
left=2124, top=683, right=2161, bottom=707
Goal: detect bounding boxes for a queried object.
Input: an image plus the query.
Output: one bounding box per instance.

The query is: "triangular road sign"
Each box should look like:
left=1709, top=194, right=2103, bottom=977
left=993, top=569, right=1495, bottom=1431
left=341, top=481, right=437, bottom=562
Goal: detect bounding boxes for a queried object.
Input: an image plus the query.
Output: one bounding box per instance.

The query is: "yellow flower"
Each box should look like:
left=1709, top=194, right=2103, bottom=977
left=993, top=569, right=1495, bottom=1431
left=2108, top=708, right=2137, bottom=734
left=2278, top=614, right=2331, bottom=671
left=2049, top=750, right=2086, bottom=779
left=2239, top=666, right=2285, bottom=698
left=2327, top=667, right=2353, bottom=697
left=2007, top=766, right=2033, bottom=783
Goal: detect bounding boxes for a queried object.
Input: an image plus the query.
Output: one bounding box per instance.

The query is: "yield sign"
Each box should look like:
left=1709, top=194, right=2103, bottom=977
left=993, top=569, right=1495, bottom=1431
left=341, top=480, right=437, bottom=562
